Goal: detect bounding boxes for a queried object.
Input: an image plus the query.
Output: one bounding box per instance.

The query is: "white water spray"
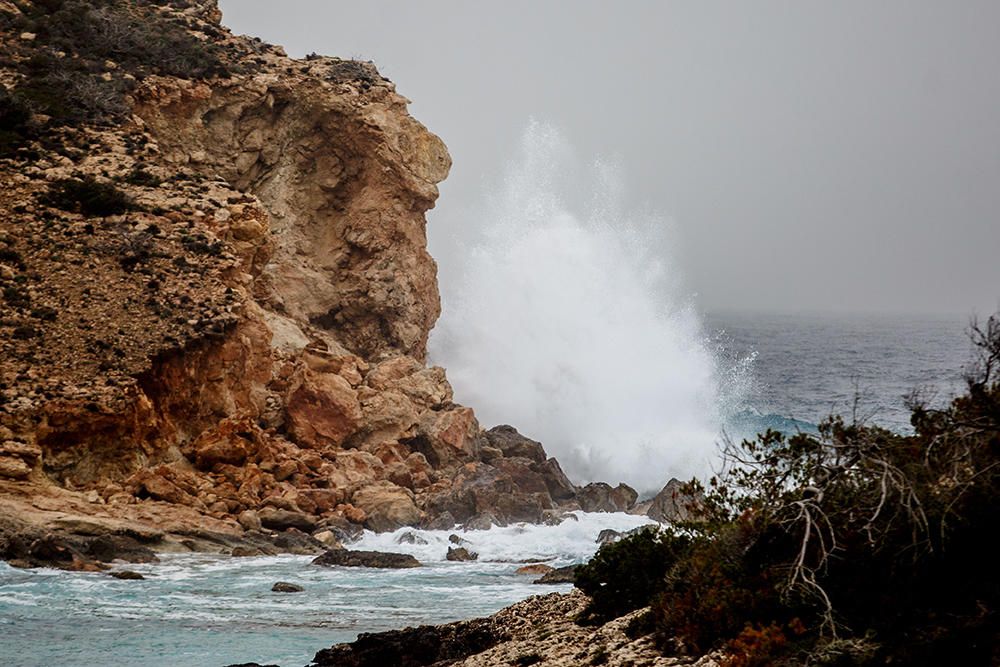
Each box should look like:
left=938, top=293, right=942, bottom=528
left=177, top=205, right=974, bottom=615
left=430, top=122, right=750, bottom=493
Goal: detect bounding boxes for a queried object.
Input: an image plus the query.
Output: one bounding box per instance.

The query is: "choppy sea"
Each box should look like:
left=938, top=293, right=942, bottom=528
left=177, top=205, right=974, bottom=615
left=0, top=312, right=976, bottom=667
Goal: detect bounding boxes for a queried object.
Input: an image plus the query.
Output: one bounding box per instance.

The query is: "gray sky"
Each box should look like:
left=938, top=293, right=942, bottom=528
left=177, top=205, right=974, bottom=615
left=220, top=1, right=1000, bottom=316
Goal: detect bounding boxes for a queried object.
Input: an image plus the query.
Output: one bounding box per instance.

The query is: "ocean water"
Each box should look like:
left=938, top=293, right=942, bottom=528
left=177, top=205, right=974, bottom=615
left=715, top=311, right=973, bottom=436
left=0, top=312, right=977, bottom=666
left=0, top=512, right=651, bottom=667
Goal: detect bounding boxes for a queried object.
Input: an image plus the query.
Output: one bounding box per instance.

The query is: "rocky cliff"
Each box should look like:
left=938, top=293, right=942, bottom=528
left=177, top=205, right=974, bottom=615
left=0, top=0, right=645, bottom=564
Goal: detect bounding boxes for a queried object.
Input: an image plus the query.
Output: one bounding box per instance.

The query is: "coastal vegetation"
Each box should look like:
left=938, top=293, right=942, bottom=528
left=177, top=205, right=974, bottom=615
left=575, top=314, right=1000, bottom=665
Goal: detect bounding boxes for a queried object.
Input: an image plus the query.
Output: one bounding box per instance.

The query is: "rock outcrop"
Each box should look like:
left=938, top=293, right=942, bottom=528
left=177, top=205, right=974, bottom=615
left=309, top=591, right=722, bottom=667
left=0, top=0, right=665, bottom=560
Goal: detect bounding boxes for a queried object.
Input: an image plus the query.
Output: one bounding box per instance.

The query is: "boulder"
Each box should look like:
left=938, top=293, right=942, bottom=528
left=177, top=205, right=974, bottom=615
left=533, top=458, right=577, bottom=503
left=110, top=570, right=145, bottom=580
left=257, top=508, right=317, bottom=532
left=271, top=581, right=304, bottom=593
left=312, top=549, right=421, bottom=569
left=533, top=565, right=578, bottom=584
left=352, top=482, right=423, bottom=533
left=577, top=482, right=638, bottom=513
left=483, top=425, right=546, bottom=462
left=648, top=478, right=703, bottom=524
left=285, top=368, right=362, bottom=449
left=446, top=546, right=478, bottom=561
left=84, top=534, right=159, bottom=563
left=515, top=564, right=553, bottom=576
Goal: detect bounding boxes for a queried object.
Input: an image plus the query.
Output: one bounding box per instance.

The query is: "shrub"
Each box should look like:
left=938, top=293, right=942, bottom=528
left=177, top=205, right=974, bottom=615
left=574, top=313, right=1000, bottom=665
left=42, top=176, right=134, bottom=216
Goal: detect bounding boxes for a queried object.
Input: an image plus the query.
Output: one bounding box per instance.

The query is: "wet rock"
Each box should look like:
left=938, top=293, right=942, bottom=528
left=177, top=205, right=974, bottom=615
left=420, top=511, right=455, bottom=531
left=483, top=425, right=546, bottom=462
left=533, top=457, right=577, bottom=503
left=463, top=512, right=502, bottom=531
left=312, top=548, right=421, bottom=569
left=396, top=531, right=428, bottom=545
left=448, top=534, right=470, bottom=546
left=271, top=581, right=304, bottom=593
left=533, top=565, right=578, bottom=584
left=110, top=570, right=145, bottom=580
left=84, top=534, right=159, bottom=563
left=257, top=508, right=317, bottom=533
left=271, top=528, right=325, bottom=554
left=446, top=546, right=478, bottom=561
left=577, top=482, right=638, bottom=513
left=312, top=529, right=342, bottom=548
left=311, top=616, right=503, bottom=667
left=597, top=528, right=622, bottom=545
left=515, top=564, right=553, bottom=576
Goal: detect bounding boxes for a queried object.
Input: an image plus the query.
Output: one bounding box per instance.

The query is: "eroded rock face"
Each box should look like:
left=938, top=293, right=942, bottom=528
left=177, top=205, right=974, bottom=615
left=0, top=0, right=640, bottom=547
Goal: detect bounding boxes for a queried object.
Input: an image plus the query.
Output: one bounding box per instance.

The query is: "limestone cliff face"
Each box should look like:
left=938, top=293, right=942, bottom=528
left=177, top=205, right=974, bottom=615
left=0, top=0, right=593, bottom=543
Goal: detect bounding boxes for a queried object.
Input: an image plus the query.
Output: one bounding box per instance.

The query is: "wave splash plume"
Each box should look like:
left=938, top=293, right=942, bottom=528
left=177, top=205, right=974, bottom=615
left=430, top=121, right=752, bottom=493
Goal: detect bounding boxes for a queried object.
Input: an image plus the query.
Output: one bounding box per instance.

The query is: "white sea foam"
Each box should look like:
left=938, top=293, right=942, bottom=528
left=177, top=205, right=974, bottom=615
left=430, top=121, right=752, bottom=493
left=354, top=511, right=655, bottom=564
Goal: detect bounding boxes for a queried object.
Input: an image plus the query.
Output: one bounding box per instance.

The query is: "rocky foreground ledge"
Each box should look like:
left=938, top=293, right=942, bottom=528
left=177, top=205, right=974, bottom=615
left=230, top=592, right=720, bottom=667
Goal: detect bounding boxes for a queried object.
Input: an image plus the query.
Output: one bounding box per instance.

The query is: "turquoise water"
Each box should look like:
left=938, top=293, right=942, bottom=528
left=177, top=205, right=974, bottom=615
left=0, top=513, right=650, bottom=667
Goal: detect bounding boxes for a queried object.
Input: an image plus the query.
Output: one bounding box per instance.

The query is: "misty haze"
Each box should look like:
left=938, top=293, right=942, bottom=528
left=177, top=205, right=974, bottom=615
left=1, top=2, right=998, bottom=666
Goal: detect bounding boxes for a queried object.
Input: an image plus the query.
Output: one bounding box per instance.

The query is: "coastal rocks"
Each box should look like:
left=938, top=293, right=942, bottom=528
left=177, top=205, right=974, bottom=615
left=285, top=368, right=362, bottom=450
left=257, top=508, right=317, bottom=533
left=533, top=565, right=579, bottom=584
left=515, top=564, right=553, bottom=576
left=577, top=482, right=638, bottom=513
left=483, top=425, right=545, bottom=462
left=110, top=570, right=145, bottom=580
left=309, top=591, right=708, bottom=667
left=271, top=581, right=304, bottom=593
left=311, top=616, right=504, bottom=667
left=352, top=482, right=423, bottom=533
left=446, top=546, right=478, bottom=562
left=647, top=478, right=703, bottom=524
left=312, top=548, right=421, bottom=569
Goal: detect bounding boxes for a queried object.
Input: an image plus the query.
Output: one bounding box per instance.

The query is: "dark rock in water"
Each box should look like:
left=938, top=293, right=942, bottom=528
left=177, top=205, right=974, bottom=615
left=420, top=511, right=456, bottom=531
left=515, top=564, right=553, bottom=576
left=85, top=534, right=159, bottom=563
left=533, top=565, right=578, bottom=584
left=577, top=482, right=638, bottom=513
left=463, top=512, right=502, bottom=531
left=312, top=548, right=421, bottom=569
left=448, top=533, right=469, bottom=546
left=271, top=581, right=304, bottom=593
left=109, top=570, right=145, bottom=580
left=596, top=528, right=622, bottom=545
left=311, top=616, right=504, bottom=667
left=271, top=527, right=325, bottom=554
left=484, top=425, right=547, bottom=463
left=320, top=516, right=364, bottom=545
left=231, top=546, right=263, bottom=557
left=224, top=663, right=279, bottom=667
left=396, top=531, right=428, bottom=545
left=647, top=478, right=703, bottom=523
left=446, top=546, right=478, bottom=561
left=257, top=508, right=318, bottom=533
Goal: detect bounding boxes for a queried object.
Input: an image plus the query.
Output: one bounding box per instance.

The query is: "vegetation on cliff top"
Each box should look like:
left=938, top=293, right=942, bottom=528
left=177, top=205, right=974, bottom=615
left=576, top=313, right=1000, bottom=666
left=0, top=0, right=230, bottom=154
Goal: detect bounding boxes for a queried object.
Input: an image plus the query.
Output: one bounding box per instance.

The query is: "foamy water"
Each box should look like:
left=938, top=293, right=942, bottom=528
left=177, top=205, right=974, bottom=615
left=0, top=512, right=654, bottom=667
left=430, top=121, right=752, bottom=493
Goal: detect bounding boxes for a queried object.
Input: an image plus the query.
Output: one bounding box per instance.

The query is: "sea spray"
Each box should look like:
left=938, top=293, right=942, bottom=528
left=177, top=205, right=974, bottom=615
left=430, top=121, right=751, bottom=493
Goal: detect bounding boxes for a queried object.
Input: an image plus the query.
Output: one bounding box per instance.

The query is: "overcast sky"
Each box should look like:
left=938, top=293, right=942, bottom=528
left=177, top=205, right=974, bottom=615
left=220, top=1, right=1000, bottom=316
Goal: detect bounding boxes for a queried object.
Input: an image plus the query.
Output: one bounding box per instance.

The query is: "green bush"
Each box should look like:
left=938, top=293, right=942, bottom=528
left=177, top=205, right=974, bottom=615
left=575, top=527, right=690, bottom=624
left=574, top=314, right=1000, bottom=665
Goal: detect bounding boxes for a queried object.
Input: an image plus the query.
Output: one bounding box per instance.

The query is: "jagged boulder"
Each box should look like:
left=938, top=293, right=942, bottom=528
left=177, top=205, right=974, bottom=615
left=647, top=478, right=703, bottom=523
left=312, top=549, right=421, bottom=569
left=577, top=482, right=638, bottom=513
